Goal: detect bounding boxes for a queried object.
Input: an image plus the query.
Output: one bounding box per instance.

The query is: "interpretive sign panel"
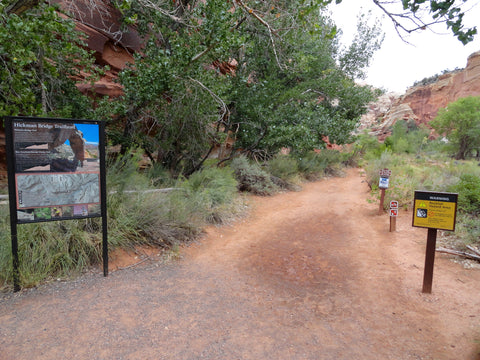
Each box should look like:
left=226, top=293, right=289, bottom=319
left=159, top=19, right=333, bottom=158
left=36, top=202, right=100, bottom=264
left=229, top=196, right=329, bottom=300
left=5, top=117, right=103, bottom=223
left=5, top=116, right=109, bottom=290
left=412, top=191, right=458, bottom=231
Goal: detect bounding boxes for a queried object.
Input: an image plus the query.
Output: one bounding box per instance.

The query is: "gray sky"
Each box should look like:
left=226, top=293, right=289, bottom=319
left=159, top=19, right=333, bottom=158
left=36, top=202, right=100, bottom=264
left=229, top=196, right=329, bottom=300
left=329, top=0, right=480, bottom=93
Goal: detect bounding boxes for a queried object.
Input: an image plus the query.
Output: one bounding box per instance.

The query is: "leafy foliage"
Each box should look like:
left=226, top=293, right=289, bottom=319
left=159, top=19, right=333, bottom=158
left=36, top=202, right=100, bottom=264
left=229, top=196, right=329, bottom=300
left=180, top=166, right=240, bottom=224
left=267, top=155, right=300, bottom=181
left=297, top=150, right=345, bottom=180
left=97, top=0, right=383, bottom=175
left=449, top=174, right=480, bottom=215
left=226, top=5, right=382, bottom=157
left=230, top=156, right=279, bottom=196
left=0, top=2, right=98, bottom=117
left=384, top=120, right=429, bottom=154
left=402, top=0, right=477, bottom=44
left=430, top=96, right=480, bottom=160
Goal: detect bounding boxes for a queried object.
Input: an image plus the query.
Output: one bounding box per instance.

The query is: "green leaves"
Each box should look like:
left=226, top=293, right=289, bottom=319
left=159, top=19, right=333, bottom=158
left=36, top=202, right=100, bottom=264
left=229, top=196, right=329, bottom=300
left=431, top=96, right=480, bottom=159
left=0, top=2, right=97, bottom=117
left=400, top=0, right=477, bottom=44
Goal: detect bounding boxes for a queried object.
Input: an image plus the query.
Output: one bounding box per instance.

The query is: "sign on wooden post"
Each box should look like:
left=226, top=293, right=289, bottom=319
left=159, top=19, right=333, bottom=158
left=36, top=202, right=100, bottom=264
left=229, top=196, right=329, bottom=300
left=412, top=191, right=458, bottom=293
left=389, top=200, right=398, bottom=232
left=378, top=169, right=391, bottom=214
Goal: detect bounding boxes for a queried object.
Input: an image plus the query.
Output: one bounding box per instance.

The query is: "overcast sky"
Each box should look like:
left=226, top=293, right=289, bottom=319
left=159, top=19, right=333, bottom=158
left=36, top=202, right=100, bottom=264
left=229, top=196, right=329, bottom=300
left=328, top=0, right=480, bottom=93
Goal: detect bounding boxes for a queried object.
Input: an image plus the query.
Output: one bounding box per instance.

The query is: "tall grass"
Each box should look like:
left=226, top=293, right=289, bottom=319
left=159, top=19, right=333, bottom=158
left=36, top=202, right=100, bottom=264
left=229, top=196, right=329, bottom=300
left=297, top=150, right=346, bottom=180
left=359, top=128, right=480, bottom=250
left=0, top=156, right=243, bottom=290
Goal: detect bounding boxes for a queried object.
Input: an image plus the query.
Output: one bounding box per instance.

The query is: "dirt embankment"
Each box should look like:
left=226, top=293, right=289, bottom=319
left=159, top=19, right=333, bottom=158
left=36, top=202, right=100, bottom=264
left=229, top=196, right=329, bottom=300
left=1, top=168, right=479, bottom=360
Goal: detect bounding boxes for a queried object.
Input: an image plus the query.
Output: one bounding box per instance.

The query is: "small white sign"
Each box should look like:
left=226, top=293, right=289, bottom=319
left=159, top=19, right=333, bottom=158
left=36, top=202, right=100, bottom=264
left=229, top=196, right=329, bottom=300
left=390, top=209, right=398, bottom=217
left=379, top=176, right=389, bottom=189
left=390, top=200, right=399, bottom=209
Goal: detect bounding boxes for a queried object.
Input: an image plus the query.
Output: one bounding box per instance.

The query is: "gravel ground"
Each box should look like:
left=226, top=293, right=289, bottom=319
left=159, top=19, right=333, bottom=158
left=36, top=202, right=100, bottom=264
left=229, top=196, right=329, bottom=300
left=1, top=168, right=480, bottom=360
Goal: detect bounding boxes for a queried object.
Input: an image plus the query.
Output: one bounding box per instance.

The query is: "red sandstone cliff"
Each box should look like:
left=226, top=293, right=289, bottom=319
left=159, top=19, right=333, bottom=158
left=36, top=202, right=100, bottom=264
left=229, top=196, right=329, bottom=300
left=53, top=0, right=142, bottom=97
left=362, top=51, right=480, bottom=140
left=402, top=51, right=480, bottom=125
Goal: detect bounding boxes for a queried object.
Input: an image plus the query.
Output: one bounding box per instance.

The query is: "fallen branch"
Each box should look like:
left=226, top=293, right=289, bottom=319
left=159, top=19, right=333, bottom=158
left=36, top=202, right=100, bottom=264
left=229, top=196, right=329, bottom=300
left=436, top=247, right=480, bottom=262
left=108, top=188, right=182, bottom=195
left=466, top=245, right=480, bottom=257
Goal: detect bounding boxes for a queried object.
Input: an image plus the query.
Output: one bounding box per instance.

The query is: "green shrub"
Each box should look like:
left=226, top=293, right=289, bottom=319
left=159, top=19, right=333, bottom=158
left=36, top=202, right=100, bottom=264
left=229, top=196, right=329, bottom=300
left=230, top=156, right=278, bottom=196
left=449, top=174, right=480, bottom=215
left=0, top=205, right=13, bottom=288
left=455, top=214, right=480, bottom=246
left=180, top=166, right=241, bottom=224
left=107, top=151, right=151, bottom=192
left=267, top=155, right=299, bottom=181
left=265, top=155, right=302, bottom=191
left=297, top=150, right=344, bottom=180
left=147, top=163, right=176, bottom=188
left=384, top=121, right=430, bottom=155
left=354, top=132, right=388, bottom=160
left=108, top=190, right=200, bottom=250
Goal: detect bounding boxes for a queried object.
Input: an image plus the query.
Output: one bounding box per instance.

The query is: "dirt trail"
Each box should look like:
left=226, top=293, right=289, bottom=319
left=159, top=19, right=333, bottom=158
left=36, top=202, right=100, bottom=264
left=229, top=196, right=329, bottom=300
left=1, top=168, right=480, bottom=360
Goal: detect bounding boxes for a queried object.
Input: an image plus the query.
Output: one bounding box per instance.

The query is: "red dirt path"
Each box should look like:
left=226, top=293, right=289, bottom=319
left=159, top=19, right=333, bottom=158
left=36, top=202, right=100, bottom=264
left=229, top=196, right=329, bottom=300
left=1, top=168, right=479, bottom=359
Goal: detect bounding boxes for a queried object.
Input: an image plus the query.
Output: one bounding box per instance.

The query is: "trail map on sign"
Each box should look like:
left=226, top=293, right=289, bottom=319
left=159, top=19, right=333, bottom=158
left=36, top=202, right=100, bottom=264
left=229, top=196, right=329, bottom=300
left=6, top=117, right=103, bottom=223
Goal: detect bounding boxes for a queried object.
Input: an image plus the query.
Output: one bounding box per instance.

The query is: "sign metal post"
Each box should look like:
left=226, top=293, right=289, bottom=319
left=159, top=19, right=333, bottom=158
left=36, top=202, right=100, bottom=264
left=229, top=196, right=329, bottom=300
left=4, top=116, right=108, bottom=291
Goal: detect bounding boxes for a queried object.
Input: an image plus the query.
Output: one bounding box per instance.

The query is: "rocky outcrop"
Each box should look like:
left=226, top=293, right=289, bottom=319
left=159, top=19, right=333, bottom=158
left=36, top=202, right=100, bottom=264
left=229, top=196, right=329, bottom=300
left=54, top=0, right=143, bottom=97
left=362, top=51, right=480, bottom=140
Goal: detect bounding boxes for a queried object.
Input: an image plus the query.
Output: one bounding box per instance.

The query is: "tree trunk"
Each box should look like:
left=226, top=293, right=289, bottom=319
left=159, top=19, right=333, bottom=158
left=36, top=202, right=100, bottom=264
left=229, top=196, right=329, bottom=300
left=6, top=0, right=39, bottom=15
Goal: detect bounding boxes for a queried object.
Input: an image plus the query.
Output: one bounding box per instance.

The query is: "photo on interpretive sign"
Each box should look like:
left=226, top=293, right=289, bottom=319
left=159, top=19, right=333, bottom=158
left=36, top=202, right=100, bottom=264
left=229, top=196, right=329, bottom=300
left=6, top=117, right=103, bottom=223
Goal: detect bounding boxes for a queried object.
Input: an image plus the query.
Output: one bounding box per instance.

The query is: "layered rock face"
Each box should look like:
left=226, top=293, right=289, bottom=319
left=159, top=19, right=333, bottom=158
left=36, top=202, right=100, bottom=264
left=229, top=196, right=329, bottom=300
left=403, top=51, right=480, bottom=125
left=53, top=0, right=142, bottom=97
left=362, top=51, right=480, bottom=140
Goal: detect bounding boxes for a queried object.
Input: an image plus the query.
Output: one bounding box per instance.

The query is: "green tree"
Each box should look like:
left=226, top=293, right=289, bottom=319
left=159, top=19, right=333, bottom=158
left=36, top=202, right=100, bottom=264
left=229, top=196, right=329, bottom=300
left=0, top=2, right=98, bottom=117
left=97, top=0, right=383, bottom=174
left=430, top=96, right=480, bottom=160
left=98, top=0, right=244, bottom=175
left=226, top=6, right=382, bottom=157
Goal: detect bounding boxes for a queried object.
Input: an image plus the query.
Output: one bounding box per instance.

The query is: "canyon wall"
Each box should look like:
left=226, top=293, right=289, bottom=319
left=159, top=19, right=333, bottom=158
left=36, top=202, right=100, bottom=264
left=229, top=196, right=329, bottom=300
left=362, top=51, right=480, bottom=140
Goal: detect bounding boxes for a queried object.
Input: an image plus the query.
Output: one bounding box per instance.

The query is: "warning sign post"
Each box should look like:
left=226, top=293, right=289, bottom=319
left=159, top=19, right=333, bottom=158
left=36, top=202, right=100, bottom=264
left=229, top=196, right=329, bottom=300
left=412, top=191, right=458, bottom=293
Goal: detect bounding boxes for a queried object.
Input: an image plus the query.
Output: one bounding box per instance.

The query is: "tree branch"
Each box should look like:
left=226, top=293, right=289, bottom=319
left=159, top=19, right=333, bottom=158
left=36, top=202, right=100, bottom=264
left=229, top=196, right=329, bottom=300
left=233, top=0, right=284, bottom=69
left=5, top=0, right=39, bottom=15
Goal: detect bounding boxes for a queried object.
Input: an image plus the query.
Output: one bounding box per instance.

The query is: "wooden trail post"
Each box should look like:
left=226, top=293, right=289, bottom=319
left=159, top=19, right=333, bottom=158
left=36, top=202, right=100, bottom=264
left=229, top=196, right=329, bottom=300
left=422, top=228, right=437, bottom=293
left=379, top=188, right=386, bottom=215
left=412, top=191, right=458, bottom=294
left=389, top=201, right=398, bottom=232
left=378, top=169, right=391, bottom=215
